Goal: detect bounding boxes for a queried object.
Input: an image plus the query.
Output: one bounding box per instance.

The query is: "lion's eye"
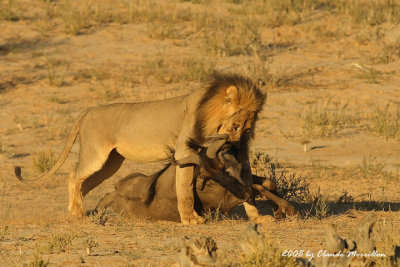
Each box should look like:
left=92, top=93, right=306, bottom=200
left=233, top=124, right=239, bottom=131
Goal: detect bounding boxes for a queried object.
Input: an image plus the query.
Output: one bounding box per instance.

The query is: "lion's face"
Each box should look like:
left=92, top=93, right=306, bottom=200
left=218, top=110, right=255, bottom=142
left=196, top=79, right=265, bottom=144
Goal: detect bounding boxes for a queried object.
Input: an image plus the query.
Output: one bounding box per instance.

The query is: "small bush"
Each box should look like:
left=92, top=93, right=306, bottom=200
left=81, top=235, right=98, bottom=254
left=251, top=151, right=334, bottom=220
left=251, top=151, right=310, bottom=203
left=88, top=208, right=109, bottom=226
left=268, top=163, right=310, bottom=203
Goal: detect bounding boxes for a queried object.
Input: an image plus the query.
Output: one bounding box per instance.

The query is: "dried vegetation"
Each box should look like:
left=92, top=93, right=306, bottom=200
left=1, top=0, right=400, bottom=266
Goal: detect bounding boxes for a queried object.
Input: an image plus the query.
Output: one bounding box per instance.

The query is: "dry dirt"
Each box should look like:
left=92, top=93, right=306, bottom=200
left=0, top=0, right=399, bottom=266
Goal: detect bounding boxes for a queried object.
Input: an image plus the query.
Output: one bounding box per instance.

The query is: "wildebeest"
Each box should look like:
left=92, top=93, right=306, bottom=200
left=96, top=137, right=296, bottom=221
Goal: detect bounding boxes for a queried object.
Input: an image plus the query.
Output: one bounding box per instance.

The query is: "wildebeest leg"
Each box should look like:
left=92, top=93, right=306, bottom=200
left=95, top=192, right=116, bottom=211
left=252, top=174, right=277, bottom=192
left=252, top=184, right=297, bottom=218
left=243, top=202, right=275, bottom=223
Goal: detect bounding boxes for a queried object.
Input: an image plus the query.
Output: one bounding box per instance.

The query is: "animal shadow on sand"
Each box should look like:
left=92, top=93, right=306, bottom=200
left=294, top=201, right=400, bottom=219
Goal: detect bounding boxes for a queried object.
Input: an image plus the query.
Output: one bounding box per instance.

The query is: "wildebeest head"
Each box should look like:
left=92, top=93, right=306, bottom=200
left=176, top=134, right=245, bottom=186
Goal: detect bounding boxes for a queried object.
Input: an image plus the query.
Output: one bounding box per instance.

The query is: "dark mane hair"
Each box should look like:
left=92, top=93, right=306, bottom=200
left=186, top=138, right=202, bottom=152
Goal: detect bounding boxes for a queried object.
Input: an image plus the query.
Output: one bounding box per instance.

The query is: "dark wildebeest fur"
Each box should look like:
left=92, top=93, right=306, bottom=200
left=96, top=139, right=296, bottom=221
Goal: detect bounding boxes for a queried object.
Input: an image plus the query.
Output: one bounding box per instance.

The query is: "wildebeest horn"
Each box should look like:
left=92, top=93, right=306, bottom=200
left=204, top=133, right=229, bottom=140
left=203, top=134, right=229, bottom=158
left=205, top=139, right=227, bottom=159
left=175, top=154, right=200, bottom=167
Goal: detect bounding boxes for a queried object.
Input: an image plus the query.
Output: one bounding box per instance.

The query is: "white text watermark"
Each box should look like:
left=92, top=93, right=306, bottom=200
left=282, top=249, right=387, bottom=262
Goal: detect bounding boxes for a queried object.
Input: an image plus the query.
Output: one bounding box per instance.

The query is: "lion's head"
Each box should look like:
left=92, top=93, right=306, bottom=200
left=195, top=72, right=266, bottom=144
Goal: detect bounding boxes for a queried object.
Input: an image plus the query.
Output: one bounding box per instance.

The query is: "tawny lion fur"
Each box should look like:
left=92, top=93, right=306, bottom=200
left=14, top=72, right=266, bottom=224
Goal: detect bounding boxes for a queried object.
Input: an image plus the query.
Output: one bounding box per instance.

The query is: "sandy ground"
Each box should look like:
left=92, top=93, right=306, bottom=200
left=1, top=0, right=399, bottom=266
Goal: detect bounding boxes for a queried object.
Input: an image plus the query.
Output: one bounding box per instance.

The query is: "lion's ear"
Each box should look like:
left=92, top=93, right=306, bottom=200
left=225, top=86, right=238, bottom=105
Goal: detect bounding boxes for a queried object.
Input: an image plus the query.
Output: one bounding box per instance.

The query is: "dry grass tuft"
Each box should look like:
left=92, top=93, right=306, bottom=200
left=355, top=66, right=385, bottom=84
left=46, top=58, right=68, bottom=87
left=43, top=233, right=76, bottom=254
left=0, top=142, right=12, bottom=158
left=23, top=254, right=49, bottom=267
left=340, top=0, right=400, bottom=26
left=239, top=239, right=302, bottom=267
left=32, top=151, right=56, bottom=174
left=203, top=206, right=225, bottom=223
left=374, top=213, right=400, bottom=258
left=0, top=0, right=24, bottom=21
left=372, top=42, right=400, bottom=64
left=0, top=225, right=8, bottom=241
left=141, top=57, right=215, bottom=84
left=304, top=187, right=330, bottom=219
left=369, top=104, right=400, bottom=140
left=0, top=203, right=11, bottom=242
left=239, top=224, right=303, bottom=267
left=298, top=99, right=357, bottom=138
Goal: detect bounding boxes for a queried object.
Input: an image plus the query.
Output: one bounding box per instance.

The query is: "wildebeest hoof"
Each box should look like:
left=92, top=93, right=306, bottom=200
left=253, top=215, right=276, bottom=224
left=285, top=204, right=298, bottom=216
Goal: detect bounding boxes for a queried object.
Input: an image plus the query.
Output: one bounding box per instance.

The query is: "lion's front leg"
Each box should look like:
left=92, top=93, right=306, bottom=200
left=176, top=166, right=204, bottom=225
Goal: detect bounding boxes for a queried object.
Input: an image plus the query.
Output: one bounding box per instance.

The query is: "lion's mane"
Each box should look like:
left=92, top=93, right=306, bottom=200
left=194, top=72, right=266, bottom=142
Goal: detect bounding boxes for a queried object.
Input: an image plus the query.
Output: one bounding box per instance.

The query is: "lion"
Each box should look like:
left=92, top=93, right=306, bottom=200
left=95, top=138, right=296, bottom=222
left=14, top=72, right=266, bottom=225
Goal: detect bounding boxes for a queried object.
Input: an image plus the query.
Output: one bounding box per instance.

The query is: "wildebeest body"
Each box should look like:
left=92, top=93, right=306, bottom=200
left=97, top=164, right=250, bottom=222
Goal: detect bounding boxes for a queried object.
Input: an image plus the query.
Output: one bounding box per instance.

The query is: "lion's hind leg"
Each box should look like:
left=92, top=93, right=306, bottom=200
left=68, top=145, right=123, bottom=218
left=68, top=173, right=87, bottom=218
left=81, top=149, right=125, bottom=197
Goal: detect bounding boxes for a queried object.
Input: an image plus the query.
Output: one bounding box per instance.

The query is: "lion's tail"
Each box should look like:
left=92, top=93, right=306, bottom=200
left=14, top=111, right=86, bottom=183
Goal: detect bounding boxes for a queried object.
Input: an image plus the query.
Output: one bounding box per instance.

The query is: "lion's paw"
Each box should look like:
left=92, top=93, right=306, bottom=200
left=181, top=211, right=205, bottom=225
